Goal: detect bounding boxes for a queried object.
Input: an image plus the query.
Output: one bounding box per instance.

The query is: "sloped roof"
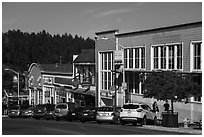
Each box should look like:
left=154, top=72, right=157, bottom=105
left=38, top=64, right=73, bottom=73
left=73, top=49, right=95, bottom=64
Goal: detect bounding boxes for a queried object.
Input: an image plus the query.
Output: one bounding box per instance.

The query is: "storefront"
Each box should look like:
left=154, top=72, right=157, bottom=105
left=95, top=21, right=202, bottom=123
left=28, top=63, right=74, bottom=105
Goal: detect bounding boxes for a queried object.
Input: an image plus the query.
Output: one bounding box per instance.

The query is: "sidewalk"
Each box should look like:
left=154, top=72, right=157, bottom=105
left=142, top=124, right=202, bottom=134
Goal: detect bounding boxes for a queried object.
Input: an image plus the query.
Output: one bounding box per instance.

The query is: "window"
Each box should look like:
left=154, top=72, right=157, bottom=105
left=124, top=49, right=128, bottom=68
left=160, top=46, right=166, bottom=69
left=191, top=41, right=202, bottom=71
left=129, top=48, right=133, bottom=68
left=168, top=45, right=175, bottom=69
left=135, top=48, right=140, bottom=69
left=141, top=47, right=145, bottom=69
left=153, top=47, right=159, bottom=69
left=177, top=44, right=182, bottom=69
left=152, top=43, right=182, bottom=70
left=100, top=52, right=114, bottom=90
left=124, top=47, right=146, bottom=69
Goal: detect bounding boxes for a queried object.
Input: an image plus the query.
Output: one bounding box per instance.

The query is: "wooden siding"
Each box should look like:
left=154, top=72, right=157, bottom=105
left=118, top=26, right=202, bottom=72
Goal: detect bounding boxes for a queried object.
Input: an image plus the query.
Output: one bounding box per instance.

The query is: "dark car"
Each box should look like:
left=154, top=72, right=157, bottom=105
left=20, top=105, right=34, bottom=118
left=66, top=107, right=85, bottom=121
left=79, top=107, right=98, bottom=123
left=33, top=104, right=55, bottom=120
left=44, top=104, right=56, bottom=120
left=8, top=105, right=20, bottom=118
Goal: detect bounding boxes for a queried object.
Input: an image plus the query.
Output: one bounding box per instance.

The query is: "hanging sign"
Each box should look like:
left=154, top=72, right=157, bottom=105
left=114, top=50, right=124, bottom=65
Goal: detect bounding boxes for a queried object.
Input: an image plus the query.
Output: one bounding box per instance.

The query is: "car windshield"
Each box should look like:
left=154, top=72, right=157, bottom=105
left=35, top=104, right=45, bottom=109
left=98, top=107, right=113, bottom=112
left=123, top=104, right=140, bottom=109
left=9, top=105, right=19, bottom=110
left=20, top=105, right=30, bottom=109
left=56, top=104, right=67, bottom=109
left=46, top=104, right=55, bottom=111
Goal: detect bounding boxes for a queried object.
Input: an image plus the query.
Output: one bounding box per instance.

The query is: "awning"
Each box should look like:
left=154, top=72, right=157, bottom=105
left=101, top=98, right=113, bottom=106
left=70, top=88, right=95, bottom=97
left=54, top=77, right=73, bottom=86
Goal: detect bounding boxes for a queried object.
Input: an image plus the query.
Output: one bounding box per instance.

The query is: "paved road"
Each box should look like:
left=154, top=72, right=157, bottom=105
left=2, top=118, right=192, bottom=135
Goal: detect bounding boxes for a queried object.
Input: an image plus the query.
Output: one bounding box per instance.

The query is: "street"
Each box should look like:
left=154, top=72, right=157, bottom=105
left=2, top=117, right=192, bottom=135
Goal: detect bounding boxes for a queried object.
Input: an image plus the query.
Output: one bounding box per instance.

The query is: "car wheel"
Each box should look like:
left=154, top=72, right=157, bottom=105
left=120, top=121, right=126, bottom=125
left=34, top=117, right=40, bottom=120
left=133, top=122, right=137, bottom=126
left=56, top=117, right=60, bottom=121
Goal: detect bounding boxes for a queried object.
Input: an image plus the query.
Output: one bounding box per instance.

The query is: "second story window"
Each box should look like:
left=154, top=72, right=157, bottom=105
left=191, top=41, right=202, bottom=71
left=152, top=43, right=183, bottom=70
left=100, top=52, right=113, bottom=90
left=124, top=47, right=146, bottom=69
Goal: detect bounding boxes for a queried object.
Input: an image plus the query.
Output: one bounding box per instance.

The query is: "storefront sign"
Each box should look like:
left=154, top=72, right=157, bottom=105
left=44, top=76, right=53, bottom=84
left=114, top=50, right=124, bottom=65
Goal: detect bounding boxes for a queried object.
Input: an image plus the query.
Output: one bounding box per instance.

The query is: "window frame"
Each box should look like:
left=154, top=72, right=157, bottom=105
left=124, top=46, right=146, bottom=70
left=151, top=42, right=183, bottom=71
left=190, top=41, right=202, bottom=72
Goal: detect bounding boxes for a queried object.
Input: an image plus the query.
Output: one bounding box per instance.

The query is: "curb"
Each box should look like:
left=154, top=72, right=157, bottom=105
left=142, top=125, right=202, bottom=134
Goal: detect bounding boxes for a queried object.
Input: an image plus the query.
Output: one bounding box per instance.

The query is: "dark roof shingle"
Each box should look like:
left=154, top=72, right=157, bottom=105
left=39, top=64, right=73, bottom=73
left=73, top=49, right=95, bottom=64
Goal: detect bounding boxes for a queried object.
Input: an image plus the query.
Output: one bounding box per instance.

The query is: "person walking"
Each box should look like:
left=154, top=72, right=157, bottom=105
left=152, top=101, right=159, bottom=113
left=163, top=100, right=170, bottom=113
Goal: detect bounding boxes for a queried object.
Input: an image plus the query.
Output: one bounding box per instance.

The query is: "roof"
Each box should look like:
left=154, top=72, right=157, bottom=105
left=73, top=49, right=95, bottom=64
left=70, top=88, right=95, bottom=97
left=38, top=64, right=73, bottom=74
left=116, top=21, right=202, bottom=37
left=54, top=77, right=73, bottom=85
left=95, top=29, right=119, bottom=35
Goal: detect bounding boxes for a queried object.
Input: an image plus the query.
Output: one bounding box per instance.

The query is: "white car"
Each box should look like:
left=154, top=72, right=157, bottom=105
left=120, top=102, right=157, bottom=126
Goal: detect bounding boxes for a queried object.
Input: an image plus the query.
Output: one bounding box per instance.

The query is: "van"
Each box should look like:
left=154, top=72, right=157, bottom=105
left=54, top=102, right=75, bottom=121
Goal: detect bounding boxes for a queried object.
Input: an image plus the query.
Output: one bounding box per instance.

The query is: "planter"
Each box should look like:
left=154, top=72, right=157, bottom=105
left=162, top=112, right=179, bottom=127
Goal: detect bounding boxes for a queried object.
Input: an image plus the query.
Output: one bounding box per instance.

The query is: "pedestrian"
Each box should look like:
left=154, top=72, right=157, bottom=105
left=164, top=100, right=170, bottom=112
left=152, top=101, right=159, bottom=113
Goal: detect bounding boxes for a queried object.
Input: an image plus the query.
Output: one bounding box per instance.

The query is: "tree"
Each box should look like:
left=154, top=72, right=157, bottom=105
left=143, top=71, right=201, bottom=115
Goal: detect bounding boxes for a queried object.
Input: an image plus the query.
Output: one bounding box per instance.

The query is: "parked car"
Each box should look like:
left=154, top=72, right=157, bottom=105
left=33, top=104, right=55, bottom=120
left=44, top=104, right=56, bottom=120
left=79, top=107, right=98, bottom=123
left=54, top=102, right=76, bottom=121
left=8, top=105, right=20, bottom=118
left=96, top=106, right=120, bottom=124
left=119, top=102, right=157, bottom=126
left=20, top=105, right=34, bottom=118
left=66, top=107, right=85, bottom=121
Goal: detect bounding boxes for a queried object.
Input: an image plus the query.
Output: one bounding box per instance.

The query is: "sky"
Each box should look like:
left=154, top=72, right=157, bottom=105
left=2, top=1, right=202, bottom=39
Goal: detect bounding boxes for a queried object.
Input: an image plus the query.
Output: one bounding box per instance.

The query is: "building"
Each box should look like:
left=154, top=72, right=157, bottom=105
left=95, top=21, right=202, bottom=123
left=28, top=63, right=74, bottom=105
left=72, top=49, right=96, bottom=107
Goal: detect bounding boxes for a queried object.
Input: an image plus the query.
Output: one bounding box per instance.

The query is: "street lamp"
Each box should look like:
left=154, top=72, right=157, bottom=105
left=5, top=68, right=20, bottom=105
left=101, top=37, right=125, bottom=106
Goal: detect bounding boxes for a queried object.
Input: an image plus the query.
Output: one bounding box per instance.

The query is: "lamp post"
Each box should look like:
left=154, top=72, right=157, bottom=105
left=101, top=37, right=125, bottom=107
left=5, top=68, right=20, bottom=105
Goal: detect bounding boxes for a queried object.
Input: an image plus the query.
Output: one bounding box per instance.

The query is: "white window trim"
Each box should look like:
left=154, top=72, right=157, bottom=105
left=99, top=51, right=114, bottom=91
left=151, top=42, right=183, bottom=71
left=124, top=46, right=146, bottom=70
left=190, top=41, right=202, bottom=72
